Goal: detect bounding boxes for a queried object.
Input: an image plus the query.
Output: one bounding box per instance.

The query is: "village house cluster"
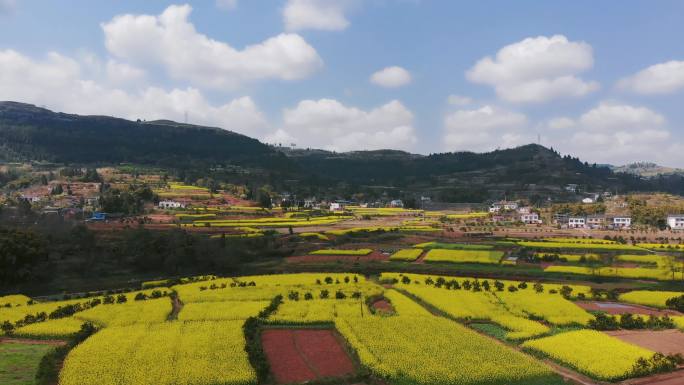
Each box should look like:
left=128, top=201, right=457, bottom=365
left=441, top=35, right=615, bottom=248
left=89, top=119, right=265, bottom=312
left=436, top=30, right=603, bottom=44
left=488, top=201, right=541, bottom=224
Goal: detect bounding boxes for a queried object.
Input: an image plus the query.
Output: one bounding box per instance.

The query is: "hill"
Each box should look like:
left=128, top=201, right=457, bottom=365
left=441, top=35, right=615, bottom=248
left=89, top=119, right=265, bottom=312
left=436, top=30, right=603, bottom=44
left=2, top=102, right=684, bottom=200
left=284, top=145, right=684, bottom=201
left=611, top=162, right=684, bottom=178
left=0, top=101, right=291, bottom=172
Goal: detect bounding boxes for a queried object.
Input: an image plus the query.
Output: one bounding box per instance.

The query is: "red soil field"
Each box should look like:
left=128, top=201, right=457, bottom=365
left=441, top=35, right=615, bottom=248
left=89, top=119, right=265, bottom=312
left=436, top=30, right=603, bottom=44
left=286, top=251, right=388, bottom=264
left=605, top=329, right=684, bottom=356
left=575, top=301, right=682, bottom=316
left=372, top=299, right=394, bottom=314
left=261, top=329, right=355, bottom=384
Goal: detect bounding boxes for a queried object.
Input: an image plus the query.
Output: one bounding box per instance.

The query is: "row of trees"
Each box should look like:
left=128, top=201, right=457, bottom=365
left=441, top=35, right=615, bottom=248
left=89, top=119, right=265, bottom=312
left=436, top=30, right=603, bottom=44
left=589, top=312, right=676, bottom=331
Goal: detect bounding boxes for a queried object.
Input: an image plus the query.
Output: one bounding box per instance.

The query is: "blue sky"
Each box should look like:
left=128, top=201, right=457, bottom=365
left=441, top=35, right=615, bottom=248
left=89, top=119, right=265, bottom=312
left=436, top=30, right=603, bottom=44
left=1, top=0, right=684, bottom=166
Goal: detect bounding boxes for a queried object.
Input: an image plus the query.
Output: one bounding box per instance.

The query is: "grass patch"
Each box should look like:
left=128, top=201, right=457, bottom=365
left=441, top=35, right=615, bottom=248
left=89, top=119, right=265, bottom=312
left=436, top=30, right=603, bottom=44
left=468, top=322, right=508, bottom=341
left=0, top=342, right=55, bottom=385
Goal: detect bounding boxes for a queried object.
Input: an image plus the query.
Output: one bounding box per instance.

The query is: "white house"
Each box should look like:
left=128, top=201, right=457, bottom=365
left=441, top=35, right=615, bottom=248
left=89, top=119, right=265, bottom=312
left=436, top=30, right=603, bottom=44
left=612, top=216, right=631, bottom=229
left=21, top=194, right=42, bottom=203
left=489, top=201, right=519, bottom=213
left=667, top=215, right=684, bottom=230
left=389, top=199, right=404, bottom=208
left=329, top=202, right=346, bottom=212
left=158, top=200, right=185, bottom=209
left=568, top=216, right=586, bottom=228
left=520, top=212, right=540, bottom=224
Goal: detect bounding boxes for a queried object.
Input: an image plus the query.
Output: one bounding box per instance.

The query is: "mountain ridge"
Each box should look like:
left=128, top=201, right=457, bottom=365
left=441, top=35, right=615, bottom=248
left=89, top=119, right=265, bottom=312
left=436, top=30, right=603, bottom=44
left=2, top=101, right=683, bottom=199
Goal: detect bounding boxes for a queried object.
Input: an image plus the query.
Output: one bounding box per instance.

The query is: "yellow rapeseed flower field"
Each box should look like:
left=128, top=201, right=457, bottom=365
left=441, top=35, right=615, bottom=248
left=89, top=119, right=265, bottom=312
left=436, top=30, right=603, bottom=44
left=522, top=330, right=655, bottom=381
left=382, top=290, right=432, bottom=316
left=544, top=265, right=682, bottom=281
left=0, top=294, right=32, bottom=306
left=389, top=248, right=423, bottom=261
left=618, top=290, right=683, bottom=308
left=269, top=299, right=367, bottom=323
left=495, top=291, right=594, bottom=326
left=335, top=316, right=561, bottom=385
left=59, top=321, right=255, bottom=385
left=519, top=241, right=645, bottom=252
left=74, top=298, right=172, bottom=327
left=15, top=317, right=86, bottom=339
left=401, top=286, right=551, bottom=339
left=178, top=301, right=269, bottom=321
left=380, top=272, right=592, bottom=297
left=310, top=248, right=372, bottom=255
left=423, top=249, right=504, bottom=264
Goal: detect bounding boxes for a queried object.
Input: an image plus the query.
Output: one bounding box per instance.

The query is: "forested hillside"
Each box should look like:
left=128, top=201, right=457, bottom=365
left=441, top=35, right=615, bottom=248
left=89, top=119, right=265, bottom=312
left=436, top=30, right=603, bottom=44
left=2, top=102, right=684, bottom=200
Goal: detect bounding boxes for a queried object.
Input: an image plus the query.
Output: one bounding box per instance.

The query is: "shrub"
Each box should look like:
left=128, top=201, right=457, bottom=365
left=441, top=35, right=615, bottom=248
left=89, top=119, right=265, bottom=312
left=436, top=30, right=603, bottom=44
left=665, top=295, right=684, bottom=312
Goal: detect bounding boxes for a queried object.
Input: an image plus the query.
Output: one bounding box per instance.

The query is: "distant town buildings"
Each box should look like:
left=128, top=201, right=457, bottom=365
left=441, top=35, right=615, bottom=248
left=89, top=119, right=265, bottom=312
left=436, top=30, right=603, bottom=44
left=553, top=213, right=632, bottom=230
left=158, top=200, right=186, bottom=209
left=489, top=201, right=519, bottom=213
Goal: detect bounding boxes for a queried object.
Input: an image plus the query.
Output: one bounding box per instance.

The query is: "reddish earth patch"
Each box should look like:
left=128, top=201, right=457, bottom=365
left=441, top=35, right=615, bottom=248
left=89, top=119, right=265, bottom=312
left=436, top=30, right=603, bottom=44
left=576, top=301, right=682, bottom=316
left=372, top=299, right=394, bottom=314
left=622, top=370, right=684, bottom=385
left=0, top=337, right=67, bottom=346
left=413, top=250, right=428, bottom=264
left=286, top=251, right=388, bottom=264
left=605, top=330, right=684, bottom=356
left=261, top=329, right=356, bottom=384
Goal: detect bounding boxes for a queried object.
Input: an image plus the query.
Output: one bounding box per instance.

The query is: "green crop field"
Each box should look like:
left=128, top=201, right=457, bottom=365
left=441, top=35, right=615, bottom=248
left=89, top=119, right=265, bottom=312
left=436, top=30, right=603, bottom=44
left=0, top=342, right=55, bottom=385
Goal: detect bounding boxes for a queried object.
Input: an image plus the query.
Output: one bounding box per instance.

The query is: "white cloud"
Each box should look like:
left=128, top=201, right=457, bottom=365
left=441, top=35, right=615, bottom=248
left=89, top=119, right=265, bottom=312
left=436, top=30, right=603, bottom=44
left=617, top=60, right=684, bottom=95
left=0, top=49, right=269, bottom=136
left=467, top=35, right=599, bottom=103
left=216, top=0, right=238, bottom=11
left=0, top=0, right=16, bottom=14
left=443, top=105, right=528, bottom=152
left=550, top=102, right=677, bottom=165
left=547, top=117, right=575, bottom=130
left=370, top=66, right=412, bottom=88
left=577, top=102, right=665, bottom=131
left=269, top=98, right=417, bottom=151
left=102, top=4, right=322, bottom=89
left=446, top=94, right=472, bottom=106
left=105, top=60, right=146, bottom=84
left=283, top=0, right=352, bottom=31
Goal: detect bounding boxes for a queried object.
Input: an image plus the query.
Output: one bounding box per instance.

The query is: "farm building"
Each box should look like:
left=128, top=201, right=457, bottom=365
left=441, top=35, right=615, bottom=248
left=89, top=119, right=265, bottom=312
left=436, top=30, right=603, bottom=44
left=329, top=202, right=346, bottom=212
left=586, top=215, right=606, bottom=229
left=20, top=194, right=42, bottom=203
left=520, top=212, right=541, bottom=224
left=159, top=200, right=186, bottom=209
left=568, top=216, right=586, bottom=228
left=667, top=214, right=684, bottom=230
left=552, top=213, right=569, bottom=225
left=611, top=216, right=632, bottom=229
